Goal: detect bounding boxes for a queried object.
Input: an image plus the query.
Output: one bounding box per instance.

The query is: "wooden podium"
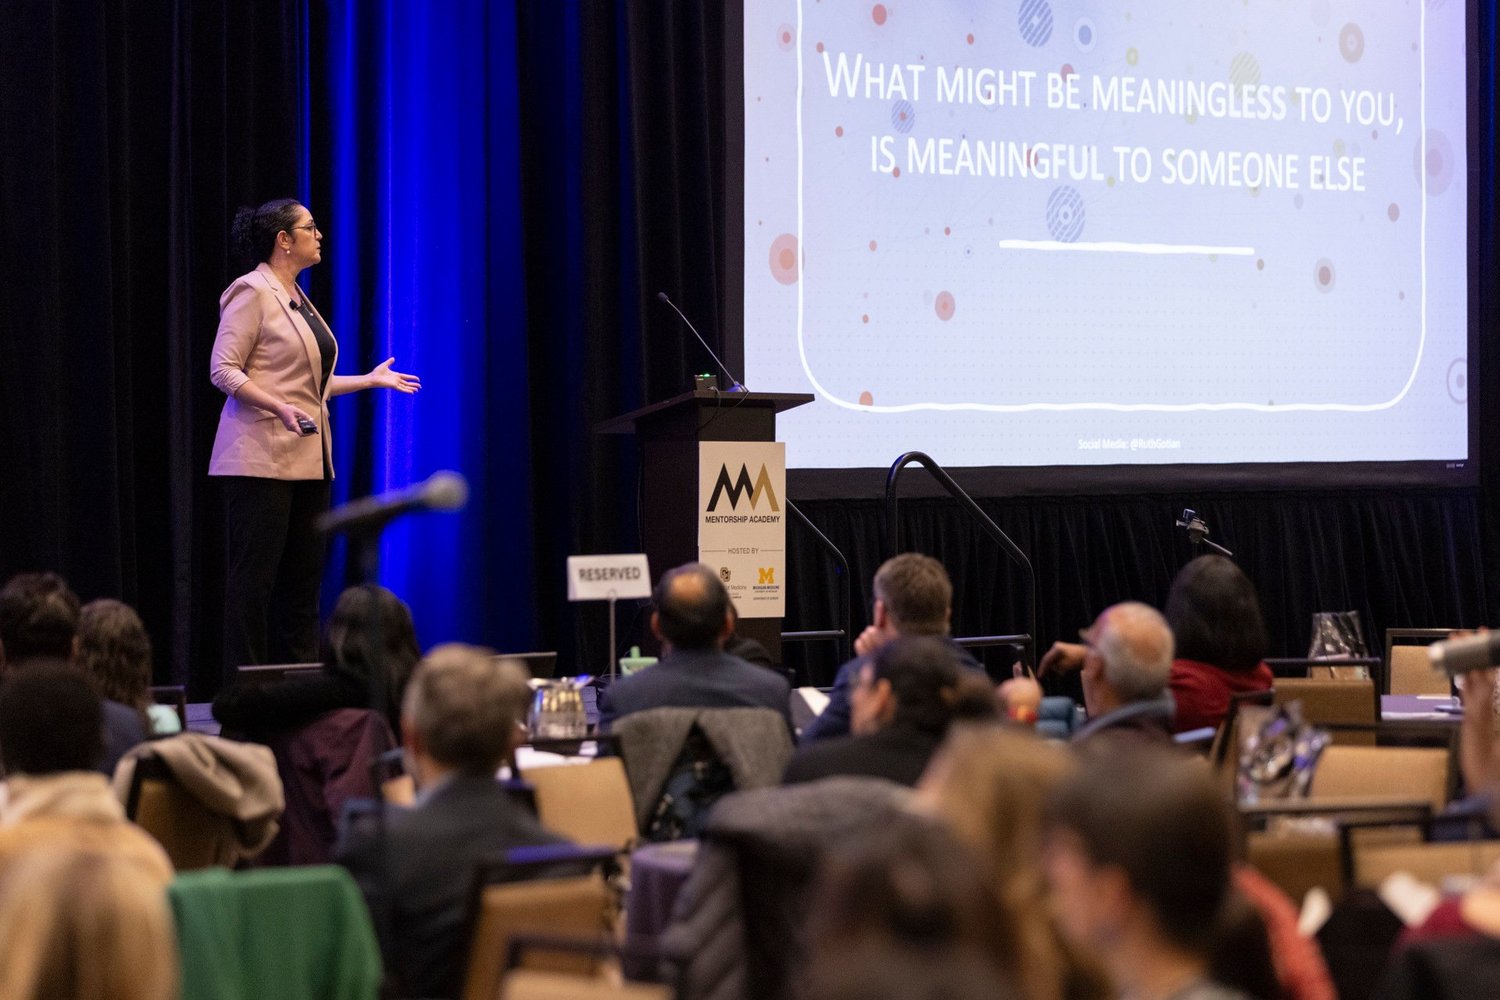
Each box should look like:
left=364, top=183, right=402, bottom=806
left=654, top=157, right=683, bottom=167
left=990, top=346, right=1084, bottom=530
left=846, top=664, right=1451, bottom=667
left=598, top=390, right=814, bottom=662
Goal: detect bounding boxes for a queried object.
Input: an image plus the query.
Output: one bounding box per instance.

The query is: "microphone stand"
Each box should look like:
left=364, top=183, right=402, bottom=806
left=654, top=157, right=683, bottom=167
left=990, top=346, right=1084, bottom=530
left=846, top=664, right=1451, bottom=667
left=1175, top=509, right=1234, bottom=559
left=346, top=525, right=395, bottom=974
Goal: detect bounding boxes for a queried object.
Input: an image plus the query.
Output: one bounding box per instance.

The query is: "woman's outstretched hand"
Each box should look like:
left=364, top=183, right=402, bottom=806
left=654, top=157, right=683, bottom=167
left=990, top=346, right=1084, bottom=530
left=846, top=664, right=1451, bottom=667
left=370, top=357, right=421, bottom=393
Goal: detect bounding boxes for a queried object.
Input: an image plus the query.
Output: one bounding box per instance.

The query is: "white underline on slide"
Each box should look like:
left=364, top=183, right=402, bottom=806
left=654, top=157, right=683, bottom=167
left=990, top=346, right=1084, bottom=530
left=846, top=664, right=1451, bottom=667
left=996, top=239, right=1256, bottom=256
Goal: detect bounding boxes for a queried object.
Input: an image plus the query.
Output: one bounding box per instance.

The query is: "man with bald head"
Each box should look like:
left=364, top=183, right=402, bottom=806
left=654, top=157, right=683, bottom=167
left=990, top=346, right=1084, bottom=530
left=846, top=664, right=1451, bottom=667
left=597, top=563, right=791, bottom=730
left=1070, top=602, right=1177, bottom=745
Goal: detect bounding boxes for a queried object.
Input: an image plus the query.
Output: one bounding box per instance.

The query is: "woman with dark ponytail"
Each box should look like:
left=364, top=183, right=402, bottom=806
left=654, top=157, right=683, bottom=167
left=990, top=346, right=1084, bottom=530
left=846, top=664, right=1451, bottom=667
left=209, top=199, right=419, bottom=681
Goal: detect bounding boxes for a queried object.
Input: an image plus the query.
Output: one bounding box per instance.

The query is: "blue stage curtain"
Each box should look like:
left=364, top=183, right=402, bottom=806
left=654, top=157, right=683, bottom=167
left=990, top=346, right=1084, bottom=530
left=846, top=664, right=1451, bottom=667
left=307, top=0, right=538, bottom=651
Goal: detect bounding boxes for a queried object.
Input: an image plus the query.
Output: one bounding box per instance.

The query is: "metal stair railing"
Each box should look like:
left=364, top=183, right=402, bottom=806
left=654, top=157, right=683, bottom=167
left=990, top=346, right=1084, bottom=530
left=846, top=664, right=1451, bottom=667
left=884, top=452, right=1038, bottom=669
left=780, top=500, right=853, bottom=666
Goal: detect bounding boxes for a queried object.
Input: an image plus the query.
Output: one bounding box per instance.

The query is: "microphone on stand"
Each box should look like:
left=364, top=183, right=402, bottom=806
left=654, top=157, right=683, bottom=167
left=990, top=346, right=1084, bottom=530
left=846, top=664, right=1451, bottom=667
left=656, top=291, right=746, bottom=392
left=318, top=470, right=469, bottom=535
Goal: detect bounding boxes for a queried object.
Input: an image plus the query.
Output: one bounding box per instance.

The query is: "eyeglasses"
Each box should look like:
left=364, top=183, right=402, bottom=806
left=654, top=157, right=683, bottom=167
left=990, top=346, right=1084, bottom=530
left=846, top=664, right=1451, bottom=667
left=290, top=222, right=320, bottom=233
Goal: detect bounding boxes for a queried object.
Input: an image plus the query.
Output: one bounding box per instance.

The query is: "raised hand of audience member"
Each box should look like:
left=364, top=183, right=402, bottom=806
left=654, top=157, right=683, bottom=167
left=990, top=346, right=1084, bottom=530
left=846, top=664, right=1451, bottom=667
left=853, top=623, right=898, bottom=658
left=1038, top=640, right=1086, bottom=677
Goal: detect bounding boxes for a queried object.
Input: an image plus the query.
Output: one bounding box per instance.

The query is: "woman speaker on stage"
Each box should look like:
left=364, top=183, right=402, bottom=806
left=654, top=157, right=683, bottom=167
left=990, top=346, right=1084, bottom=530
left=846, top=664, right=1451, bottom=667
left=209, top=198, right=419, bottom=680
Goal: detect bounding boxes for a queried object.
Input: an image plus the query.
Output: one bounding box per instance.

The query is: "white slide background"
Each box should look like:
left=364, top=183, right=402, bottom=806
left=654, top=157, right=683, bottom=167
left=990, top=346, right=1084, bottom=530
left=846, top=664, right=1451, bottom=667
left=742, top=1, right=1469, bottom=469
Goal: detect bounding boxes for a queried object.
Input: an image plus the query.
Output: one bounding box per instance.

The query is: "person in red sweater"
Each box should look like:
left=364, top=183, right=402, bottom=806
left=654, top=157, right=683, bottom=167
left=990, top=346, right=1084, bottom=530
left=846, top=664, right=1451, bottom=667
left=1040, top=556, right=1273, bottom=734
left=1161, top=555, right=1274, bottom=733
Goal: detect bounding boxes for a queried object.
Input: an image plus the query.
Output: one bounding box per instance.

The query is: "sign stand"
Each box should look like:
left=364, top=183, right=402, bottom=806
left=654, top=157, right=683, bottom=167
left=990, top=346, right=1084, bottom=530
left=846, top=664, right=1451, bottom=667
left=566, top=554, right=652, bottom=680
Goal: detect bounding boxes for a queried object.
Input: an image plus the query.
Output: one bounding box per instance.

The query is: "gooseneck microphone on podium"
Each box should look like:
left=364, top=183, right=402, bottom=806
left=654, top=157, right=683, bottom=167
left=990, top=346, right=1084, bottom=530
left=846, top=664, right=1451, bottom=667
left=317, top=470, right=469, bottom=535
left=656, top=291, right=746, bottom=392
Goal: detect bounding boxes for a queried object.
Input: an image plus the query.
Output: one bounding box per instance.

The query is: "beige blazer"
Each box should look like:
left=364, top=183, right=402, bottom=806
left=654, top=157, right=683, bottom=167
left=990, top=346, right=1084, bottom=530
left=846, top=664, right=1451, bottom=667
left=208, top=263, right=337, bottom=480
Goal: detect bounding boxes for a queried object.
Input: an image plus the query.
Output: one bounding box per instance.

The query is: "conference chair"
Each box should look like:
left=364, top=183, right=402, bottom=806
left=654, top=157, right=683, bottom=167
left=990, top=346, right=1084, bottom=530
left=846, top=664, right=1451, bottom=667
left=502, top=971, right=672, bottom=1000
left=1309, top=745, right=1453, bottom=811
left=462, top=845, right=623, bottom=1000
left=1273, top=677, right=1378, bottom=746
left=123, top=755, right=226, bottom=871
left=516, top=757, right=640, bottom=851
left=612, top=707, right=793, bottom=840
left=1348, top=835, right=1500, bottom=891
left=500, top=934, right=681, bottom=1000
left=1241, top=799, right=1433, bottom=903
left=1210, top=689, right=1274, bottom=797
left=169, top=865, right=382, bottom=1000
left=1384, top=628, right=1455, bottom=696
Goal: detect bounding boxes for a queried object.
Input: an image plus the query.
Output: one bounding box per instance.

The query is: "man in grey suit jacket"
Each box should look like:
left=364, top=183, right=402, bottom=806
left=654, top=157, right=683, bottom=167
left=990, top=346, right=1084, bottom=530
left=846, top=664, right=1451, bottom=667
left=597, top=563, right=791, bottom=731
left=337, top=644, right=569, bottom=1000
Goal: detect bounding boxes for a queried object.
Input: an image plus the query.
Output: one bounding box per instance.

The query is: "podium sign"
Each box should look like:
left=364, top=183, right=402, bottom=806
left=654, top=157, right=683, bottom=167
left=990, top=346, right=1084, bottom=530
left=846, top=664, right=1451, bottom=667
left=698, top=442, right=786, bottom=617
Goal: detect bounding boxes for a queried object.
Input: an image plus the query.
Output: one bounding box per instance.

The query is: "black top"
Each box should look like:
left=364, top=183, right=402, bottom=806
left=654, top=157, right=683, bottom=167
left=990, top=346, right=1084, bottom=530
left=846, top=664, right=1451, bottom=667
left=294, top=297, right=336, bottom=391
left=781, top=723, right=945, bottom=788
left=211, top=667, right=385, bottom=735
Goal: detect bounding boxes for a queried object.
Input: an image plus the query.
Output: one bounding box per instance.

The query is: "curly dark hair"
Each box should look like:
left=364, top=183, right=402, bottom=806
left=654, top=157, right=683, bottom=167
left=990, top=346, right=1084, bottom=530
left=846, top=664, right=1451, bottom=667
left=74, top=599, right=154, bottom=724
left=229, top=198, right=303, bottom=267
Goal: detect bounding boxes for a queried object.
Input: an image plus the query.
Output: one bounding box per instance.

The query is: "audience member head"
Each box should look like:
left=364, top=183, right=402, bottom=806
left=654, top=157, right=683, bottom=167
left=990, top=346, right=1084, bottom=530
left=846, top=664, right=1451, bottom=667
left=872, top=554, right=953, bottom=637
left=322, top=584, right=422, bottom=722
left=914, top=726, right=1104, bottom=1000
left=0, top=663, right=104, bottom=776
left=1044, top=743, right=1235, bottom=990
left=1165, top=555, right=1269, bottom=672
left=1079, top=602, right=1174, bottom=717
left=0, top=573, right=80, bottom=668
left=0, top=846, right=178, bottom=1000
left=851, top=636, right=996, bottom=737
left=651, top=563, right=732, bottom=653
left=73, top=599, right=153, bottom=716
left=401, top=644, right=529, bottom=784
left=804, top=815, right=1021, bottom=1000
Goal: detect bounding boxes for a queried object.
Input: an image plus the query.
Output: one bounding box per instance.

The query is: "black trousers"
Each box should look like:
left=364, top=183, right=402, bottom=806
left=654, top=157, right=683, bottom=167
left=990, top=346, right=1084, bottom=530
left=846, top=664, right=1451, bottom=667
left=220, top=476, right=331, bottom=682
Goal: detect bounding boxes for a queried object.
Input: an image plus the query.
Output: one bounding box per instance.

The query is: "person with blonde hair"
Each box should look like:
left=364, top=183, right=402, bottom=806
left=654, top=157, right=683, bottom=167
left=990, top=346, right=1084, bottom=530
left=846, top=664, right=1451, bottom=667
left=0, top=845, right=179, bottom=1000
left=914, top=725, right=1110, bottom=1000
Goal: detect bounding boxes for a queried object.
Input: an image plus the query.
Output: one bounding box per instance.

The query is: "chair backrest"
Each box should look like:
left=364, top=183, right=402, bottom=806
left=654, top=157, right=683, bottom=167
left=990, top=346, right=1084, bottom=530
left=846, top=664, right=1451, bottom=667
left=259, top=708, right=397, bottom=866
left=1388, top=644, right=1452, bottom=697
left=1384, top=628, right=1456, bottom=695
left=1246, top=831, right=1344, bottom=904
left=169, top=865, right=382, bottom=1000
left=1273, top=678, right=1378, bottom=745
left=1351, top=838, right=1500, bottom=889
left=1211, top=690, right=1274, bottom=797
left=516, top=758, right=639, bottom=850
left=124, top=756, right=229, bottom=871
left=614, top=706, right=794, bottom=836
left=462, top=875, right=616, bottom=1000
left=502, top=970, right=670, bottom=1000
left=1310, top=745, right=1452, bottom=811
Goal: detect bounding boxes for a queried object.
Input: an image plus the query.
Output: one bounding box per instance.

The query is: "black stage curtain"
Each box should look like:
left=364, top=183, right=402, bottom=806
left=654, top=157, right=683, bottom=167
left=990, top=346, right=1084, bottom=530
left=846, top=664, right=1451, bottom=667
left=1, top=1, right=303, bottom=695
left=4, top=1, right=1498, bottom=694
left=782, top=491, right=1492, bottom=688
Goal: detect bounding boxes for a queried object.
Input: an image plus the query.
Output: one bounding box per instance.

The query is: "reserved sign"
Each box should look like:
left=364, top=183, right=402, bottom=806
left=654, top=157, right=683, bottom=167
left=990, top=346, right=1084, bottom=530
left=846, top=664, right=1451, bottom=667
left=566, top=554, right=652, bottom=601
